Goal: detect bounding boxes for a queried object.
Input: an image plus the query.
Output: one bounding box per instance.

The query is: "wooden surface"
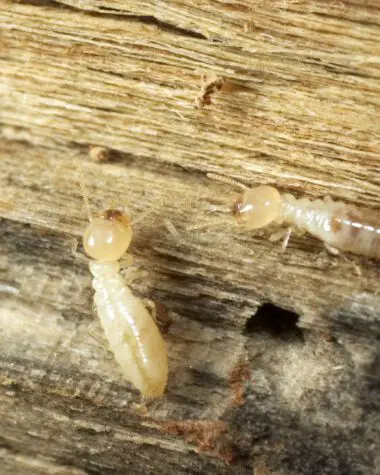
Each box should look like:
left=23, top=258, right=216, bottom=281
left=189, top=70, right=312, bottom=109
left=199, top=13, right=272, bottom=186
left=1, top=1, right=380, bottom=473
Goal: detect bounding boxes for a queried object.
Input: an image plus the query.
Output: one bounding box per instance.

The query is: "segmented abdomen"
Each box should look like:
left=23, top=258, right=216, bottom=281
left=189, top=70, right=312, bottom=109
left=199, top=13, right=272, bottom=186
left=328, top=207, right=380, bottom=259
left=281, top=194, right=380, bottom=259
left=89, top=261, right=168, bottom=398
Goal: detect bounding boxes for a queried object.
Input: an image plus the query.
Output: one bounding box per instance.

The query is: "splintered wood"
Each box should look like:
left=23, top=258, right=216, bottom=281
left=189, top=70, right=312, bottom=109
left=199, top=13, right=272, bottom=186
left=1, top=0, right=380, bottom=474
left=194, top=75, right=225, bottom=108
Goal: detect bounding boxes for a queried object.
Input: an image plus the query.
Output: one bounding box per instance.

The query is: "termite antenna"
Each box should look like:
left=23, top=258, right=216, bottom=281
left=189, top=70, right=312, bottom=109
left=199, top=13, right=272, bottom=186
left=72, top=154, right=93, bottom=222
left=186, top=216, right=233, bottom=232
left=131, top=206, right=157, bottom=226
left=207, top=173, right=248, bottom=190
left=131, top=195, right=165, bottom=227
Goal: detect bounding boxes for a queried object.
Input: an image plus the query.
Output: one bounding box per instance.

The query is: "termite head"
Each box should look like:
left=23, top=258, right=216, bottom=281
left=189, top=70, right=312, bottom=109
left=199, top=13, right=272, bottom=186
left=233, top=186, right=282, bottom=229
left=83, top=209, right=133, bottom=262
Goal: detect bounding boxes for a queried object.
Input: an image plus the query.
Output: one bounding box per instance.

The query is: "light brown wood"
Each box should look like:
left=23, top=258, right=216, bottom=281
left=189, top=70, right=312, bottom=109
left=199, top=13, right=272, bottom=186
left=1, top=1, right=380, bottom=473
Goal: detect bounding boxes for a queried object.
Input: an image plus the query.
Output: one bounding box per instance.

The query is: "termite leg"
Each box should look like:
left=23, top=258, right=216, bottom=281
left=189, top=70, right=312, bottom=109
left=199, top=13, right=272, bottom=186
left=142, top=298, right=157, bottom=321
left=269, top=227, right=293, bottom=252
left=324, top=244, right=362, bottom=276
left=324, top=243, right=340, bottom=256
left=141, top=299, right=172, bottom=332
left=269, top=227, right=288, bottom=243
left=281, top=228, right=293, bottom=252
left=140, top=298, right=165, bottom=334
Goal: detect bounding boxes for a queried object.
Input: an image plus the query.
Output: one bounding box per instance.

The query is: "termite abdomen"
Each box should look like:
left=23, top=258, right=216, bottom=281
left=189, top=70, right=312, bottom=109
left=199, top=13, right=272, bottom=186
left=329, top=208, right=380, bottom=259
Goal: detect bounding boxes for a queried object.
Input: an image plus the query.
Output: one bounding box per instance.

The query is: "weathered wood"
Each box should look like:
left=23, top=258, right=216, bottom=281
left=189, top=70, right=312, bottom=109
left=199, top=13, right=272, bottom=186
left=1, top=0, right=380, bottom=473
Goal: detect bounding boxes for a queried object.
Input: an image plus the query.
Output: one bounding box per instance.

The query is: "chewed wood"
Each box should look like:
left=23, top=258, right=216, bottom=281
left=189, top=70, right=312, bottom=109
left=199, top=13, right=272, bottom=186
left=1, top=0, right=380, bottom=473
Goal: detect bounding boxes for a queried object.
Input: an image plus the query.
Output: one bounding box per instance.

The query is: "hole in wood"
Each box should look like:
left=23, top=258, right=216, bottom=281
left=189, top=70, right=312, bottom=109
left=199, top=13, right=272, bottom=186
left=246, top=303, right=303, bottom=340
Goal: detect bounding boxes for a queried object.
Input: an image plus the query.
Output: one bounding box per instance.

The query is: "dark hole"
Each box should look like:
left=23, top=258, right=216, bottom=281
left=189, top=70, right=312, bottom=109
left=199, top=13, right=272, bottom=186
left=246, top=303, right=303, bottom=340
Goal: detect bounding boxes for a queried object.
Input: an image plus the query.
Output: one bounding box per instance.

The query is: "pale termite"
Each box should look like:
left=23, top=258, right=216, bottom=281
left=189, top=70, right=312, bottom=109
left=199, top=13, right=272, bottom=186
left=77, top=159, right=168, bottom=397
left=209, top=173, right=380, bottom=259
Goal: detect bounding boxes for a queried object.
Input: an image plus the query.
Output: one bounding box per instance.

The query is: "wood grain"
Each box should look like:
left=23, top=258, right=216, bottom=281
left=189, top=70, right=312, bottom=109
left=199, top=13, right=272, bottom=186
left=1, top=0, right=379, bottom=473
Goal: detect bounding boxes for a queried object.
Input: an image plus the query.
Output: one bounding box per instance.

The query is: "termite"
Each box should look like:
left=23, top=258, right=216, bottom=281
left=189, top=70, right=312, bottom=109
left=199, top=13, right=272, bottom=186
left=76, top=158, right=168, bottom=398
left=208, top=173, right=380, bottom=260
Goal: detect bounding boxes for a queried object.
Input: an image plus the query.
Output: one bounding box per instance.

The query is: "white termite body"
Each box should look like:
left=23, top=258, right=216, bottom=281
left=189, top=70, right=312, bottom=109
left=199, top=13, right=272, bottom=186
left=234, top=185, right=380, bottom=259
left=83, top=209, right=168, bottom=398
